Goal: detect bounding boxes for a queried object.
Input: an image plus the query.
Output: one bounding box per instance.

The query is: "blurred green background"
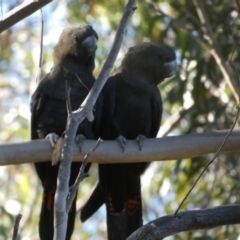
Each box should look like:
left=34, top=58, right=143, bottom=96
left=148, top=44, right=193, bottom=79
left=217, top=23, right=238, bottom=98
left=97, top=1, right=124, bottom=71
left=0, top=0, right=240, bottom=239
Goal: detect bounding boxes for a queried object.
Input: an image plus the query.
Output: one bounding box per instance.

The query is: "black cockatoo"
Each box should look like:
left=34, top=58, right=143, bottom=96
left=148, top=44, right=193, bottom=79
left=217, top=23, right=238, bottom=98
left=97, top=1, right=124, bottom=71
left=31, top=25, right=99, bottom=240
left=80, top=42, right=177, bottom=239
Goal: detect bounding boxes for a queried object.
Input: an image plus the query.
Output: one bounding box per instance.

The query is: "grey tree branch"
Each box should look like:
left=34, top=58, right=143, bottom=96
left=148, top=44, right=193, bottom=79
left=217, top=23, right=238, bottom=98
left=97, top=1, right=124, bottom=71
left=53, top=1, right=138, bottom=239
left=54, top=121, right=78, bottom=240
left=75, top=0, right=138, bottom=117
left=0, top=130, right=240, bottom=166
left=0, top=0, right=52, bottom=33
left=127, top=205, right=240, bottom=240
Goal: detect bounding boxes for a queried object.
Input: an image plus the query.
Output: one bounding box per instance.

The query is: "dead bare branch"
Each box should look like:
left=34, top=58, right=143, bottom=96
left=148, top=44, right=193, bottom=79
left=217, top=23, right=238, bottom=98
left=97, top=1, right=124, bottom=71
left=66, top=138, right=102, bottom=212
left=53, top=1, right=138, bottom=239
left=127, top=204, right=240, bottom=240
left=0, top=0, right=52, bottom=33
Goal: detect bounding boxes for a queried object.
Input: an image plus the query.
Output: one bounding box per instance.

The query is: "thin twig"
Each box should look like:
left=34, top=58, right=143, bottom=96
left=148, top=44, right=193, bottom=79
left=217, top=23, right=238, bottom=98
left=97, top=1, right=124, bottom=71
left=66, top=138, right=102, bottom=212
left=65, top=80, right=72, bottom=115
left=175, top=0, right=202, bottom=27
left=174, top=45, right=240, bottom=216
left=75, top=73, right=90, bottom=91
left=193, top=0, right=239, bottom=102
left=150, top=0, right=202, bottom=28
left=174, top=118, right=238, bottom=216
left=12, top=214, right=22, bottom=240
left=35, top=8, right=44, bottom=82
left=148, top=1, right=216, bottom=65
left=18, top=183, right=39, bottom=236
